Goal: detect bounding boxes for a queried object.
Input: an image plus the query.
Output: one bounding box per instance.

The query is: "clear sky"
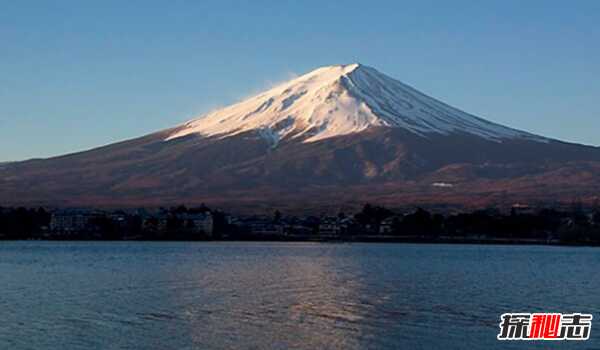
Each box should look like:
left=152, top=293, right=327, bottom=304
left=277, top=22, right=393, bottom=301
left=1, top=0, right=599, bottom=161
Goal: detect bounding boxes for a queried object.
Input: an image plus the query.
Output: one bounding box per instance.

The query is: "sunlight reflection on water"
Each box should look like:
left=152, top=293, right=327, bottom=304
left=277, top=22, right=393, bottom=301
left=1, top=242, right=599, bottom=349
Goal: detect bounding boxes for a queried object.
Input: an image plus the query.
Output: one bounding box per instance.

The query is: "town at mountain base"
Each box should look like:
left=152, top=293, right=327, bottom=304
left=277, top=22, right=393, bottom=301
left=2, top=204, right=600, bottom=246
left=1, top=64, right=600, bottom=212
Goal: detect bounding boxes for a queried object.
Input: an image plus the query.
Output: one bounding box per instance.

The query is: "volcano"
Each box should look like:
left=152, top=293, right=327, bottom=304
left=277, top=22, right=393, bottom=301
left=2, top=64, right=600, bottom=212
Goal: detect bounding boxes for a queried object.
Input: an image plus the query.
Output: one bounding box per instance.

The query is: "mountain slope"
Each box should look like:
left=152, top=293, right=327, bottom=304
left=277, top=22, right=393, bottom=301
left=1, top=64, right=599, bottom=212
left=167, top=64, right=545, bottom=144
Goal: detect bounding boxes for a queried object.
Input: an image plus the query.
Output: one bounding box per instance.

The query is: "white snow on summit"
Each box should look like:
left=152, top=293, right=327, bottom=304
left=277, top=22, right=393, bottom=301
left=166, top=63, right=546, bottom=145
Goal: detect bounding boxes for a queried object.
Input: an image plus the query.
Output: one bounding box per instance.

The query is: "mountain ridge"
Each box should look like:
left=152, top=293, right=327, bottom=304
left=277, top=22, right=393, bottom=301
left=1, top=64, right=599, bottom=212
left=165, top=63, right=546, bottom=146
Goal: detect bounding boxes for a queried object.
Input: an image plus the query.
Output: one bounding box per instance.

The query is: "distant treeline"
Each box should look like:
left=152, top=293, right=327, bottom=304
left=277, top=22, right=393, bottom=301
left=0, top=207, right=50, bottom=239
left=1, top=204, right=600, bottom=245
left=352, top=204, right=600, bottom=244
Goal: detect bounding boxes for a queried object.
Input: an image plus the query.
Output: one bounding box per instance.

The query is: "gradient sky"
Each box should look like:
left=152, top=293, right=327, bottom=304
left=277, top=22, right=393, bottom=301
left=1, top=0, right=599, bottom=161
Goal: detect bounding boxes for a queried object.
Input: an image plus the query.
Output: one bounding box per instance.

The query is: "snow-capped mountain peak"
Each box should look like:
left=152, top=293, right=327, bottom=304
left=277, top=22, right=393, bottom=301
left=166, top=63, right=545, bottom=144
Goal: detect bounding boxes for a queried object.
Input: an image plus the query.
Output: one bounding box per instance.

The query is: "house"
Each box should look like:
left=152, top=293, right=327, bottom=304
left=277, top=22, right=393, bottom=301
left=181, top=212, right=214, bottom=236
left=318, top=219, right=339, bottom=235
left=286, top=224, right=313, bottom=236
left=141, top=211, right=214, bottom=236
left=141, top=216, right=160, bottom=232
left=379, top=215, right=402, bottom=234
left=49, top=210, right=101, bottom=233
left=318, top=217, right=351, bottom=236
left=109, top=212, right=128, bottom=229
left=318, top=216, right=358, bottom=236
left=379, top=217, right=394, bottom=234
left=239, top=216, right=285, bottom=236
left=250, top=222, right=284, bottom=236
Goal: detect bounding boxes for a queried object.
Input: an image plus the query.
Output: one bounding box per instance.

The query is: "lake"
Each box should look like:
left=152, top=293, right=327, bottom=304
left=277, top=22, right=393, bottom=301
left=1, top=241, right=599, bottom=349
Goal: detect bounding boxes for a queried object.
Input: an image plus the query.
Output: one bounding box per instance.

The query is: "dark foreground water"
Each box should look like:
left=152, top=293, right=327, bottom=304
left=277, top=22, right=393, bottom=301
left=1, top=242, right=599, bottom=349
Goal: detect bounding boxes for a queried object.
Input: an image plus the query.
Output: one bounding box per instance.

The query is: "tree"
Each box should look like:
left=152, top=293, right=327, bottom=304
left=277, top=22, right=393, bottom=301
left=273, top=210, right=282, bottom=223
left=354, top=203, right=394, bottom=226
left=400, top=208, right=433, bottom=236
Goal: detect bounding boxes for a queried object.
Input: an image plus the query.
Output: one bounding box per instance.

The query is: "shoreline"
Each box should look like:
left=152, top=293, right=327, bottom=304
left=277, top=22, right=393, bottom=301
left=2, top=235, right=599, bottom=247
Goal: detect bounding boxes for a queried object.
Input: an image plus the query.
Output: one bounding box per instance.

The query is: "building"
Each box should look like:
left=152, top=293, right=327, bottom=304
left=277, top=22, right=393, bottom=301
left=109, top=212, right=128, bottom=230
left=239, top=217, right=285, bottom=236
left=318, top=217, right=341, bottom=235
left=249, top=222, right=284, bottom=236
left=49, top=210, right=101, bottom=233
left=182, top=212, right=214, bottom=236
left=140, top=212, right=213, bottom=236
left=318, top=217, right=356, bottom=236
left=379, top=215, right=402, bottom=234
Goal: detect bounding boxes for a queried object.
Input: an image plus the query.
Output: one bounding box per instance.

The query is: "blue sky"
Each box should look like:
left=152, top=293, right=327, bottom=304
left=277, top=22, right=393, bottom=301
left=1, top=0, right=599, bottom=161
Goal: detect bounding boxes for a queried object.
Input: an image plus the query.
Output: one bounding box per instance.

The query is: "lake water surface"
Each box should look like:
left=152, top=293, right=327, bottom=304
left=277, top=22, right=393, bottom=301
left=1, top=242, right=599, bottom=349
